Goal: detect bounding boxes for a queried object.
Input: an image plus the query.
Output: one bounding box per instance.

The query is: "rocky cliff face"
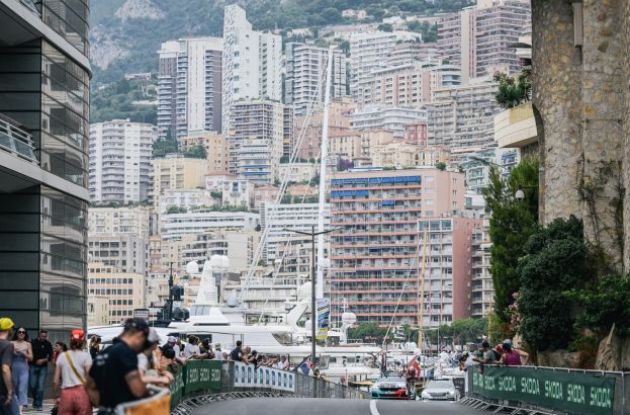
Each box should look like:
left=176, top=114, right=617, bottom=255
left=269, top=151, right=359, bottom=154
left=115, top=0, right=165, bottom=22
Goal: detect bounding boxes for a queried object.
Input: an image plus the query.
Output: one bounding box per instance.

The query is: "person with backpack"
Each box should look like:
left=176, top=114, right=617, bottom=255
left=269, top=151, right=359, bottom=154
left=53, top=330, right=92, bottom=415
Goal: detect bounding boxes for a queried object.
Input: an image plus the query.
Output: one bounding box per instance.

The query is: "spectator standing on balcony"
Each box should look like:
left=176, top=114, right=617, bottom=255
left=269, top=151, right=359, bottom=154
left=182, top=336, right=201, bottom=360
left=0, top=318, right=18, bottom=415
left=53, top=330, right=92, bottom=415
left=86, top=318, right=150, bottom=414
left=29, top=330, right=52, bottom=411
left=213, top=344, right=223, bottom=361
left=11, top=327, right=31, bottom=414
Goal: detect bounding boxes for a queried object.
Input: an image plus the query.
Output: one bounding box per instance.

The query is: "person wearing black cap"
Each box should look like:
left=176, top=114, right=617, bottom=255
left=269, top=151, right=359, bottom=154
left=86, top=318, right=150, bottom=414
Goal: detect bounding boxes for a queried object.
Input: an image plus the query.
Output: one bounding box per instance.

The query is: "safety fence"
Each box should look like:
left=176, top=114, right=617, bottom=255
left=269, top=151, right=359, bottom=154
left=466, top=365, right=630, bottom=415
left=118, top=360, right=368, bottom=414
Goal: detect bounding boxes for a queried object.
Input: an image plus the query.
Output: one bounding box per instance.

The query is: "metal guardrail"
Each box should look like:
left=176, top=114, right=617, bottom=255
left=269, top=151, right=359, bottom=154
left=466, top=365, right=630, bottom=415
left=116, top=360, right=369, bottom=415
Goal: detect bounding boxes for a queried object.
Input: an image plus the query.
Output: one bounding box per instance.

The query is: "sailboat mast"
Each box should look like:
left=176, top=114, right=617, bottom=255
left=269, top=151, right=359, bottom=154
left=316, top=46, right=334, bottom=299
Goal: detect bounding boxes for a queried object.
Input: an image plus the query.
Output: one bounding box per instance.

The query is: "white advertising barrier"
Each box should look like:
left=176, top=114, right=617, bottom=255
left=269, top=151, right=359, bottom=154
left=233, top=362, right=296, bottom=393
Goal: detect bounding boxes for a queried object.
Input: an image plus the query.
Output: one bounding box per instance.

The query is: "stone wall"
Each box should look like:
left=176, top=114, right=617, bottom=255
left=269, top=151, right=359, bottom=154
left=532, top=0, right=626, bottom=271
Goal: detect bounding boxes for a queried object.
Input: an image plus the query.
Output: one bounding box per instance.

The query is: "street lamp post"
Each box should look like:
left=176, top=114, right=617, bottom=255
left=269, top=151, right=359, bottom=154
left=282, top=226, right=337, bottom=372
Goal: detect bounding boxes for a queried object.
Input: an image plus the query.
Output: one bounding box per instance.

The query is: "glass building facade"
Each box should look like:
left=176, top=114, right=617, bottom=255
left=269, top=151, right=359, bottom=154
left=0, top=0, right=89, bottom=340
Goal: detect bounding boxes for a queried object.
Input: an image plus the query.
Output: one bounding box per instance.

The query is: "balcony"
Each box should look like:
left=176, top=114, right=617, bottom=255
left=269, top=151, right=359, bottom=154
left=0, top=114, right=38, bottom=163
left=494, top=102, right=538, bottom=149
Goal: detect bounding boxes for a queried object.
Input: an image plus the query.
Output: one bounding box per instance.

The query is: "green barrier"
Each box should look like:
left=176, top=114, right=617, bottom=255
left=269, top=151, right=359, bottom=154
left=169, top=360, right=222, bottom=409
left=471, top=366, right=615, bottom=415
left=184, top=360, right=223, bottom=395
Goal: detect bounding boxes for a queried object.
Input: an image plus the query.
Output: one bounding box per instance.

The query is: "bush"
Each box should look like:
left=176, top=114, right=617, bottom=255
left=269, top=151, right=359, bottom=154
left=494, top=69, right=532, bottom=109
left=518, top=216, right=590, bottom=352
left=567, top=275, right=630, bottom=337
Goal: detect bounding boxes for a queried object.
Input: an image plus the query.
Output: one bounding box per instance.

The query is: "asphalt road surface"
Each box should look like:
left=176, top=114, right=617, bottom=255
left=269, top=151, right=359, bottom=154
left=193, top=397, right=485, bottom=415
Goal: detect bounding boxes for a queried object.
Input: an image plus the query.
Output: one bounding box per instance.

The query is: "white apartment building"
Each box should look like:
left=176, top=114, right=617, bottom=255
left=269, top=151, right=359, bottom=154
left=158, top=37, right=223, bottom=138
left=284, top=43, right=348, bottom=116
left=157, top=37, right=223, bottom=139
left=180, top=230, right=259, bottom=274
left=438, top=0, right=531, bottom=81
left=158, top=189, right=214, bottom=214
left=88, top=206, right=151, bottom=238
left=427, top=78, right=500, bottom=152
left=358, top=60, right=461, bottom=108
left=229, top=100, right=284, bottom=184
left=261, top=203, right=330, bottom=262
left=349, top=31, right=397, bottom=98
left=88, top=120, right=157, bottom=204
left=350, top=106, right=427, bottom=138
left=222, top=5, right=282, bottom=133
left=160, top=209, right=259, bottom=240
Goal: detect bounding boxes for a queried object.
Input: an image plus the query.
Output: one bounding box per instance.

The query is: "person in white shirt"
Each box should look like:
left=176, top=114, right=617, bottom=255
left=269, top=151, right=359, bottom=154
left=53, top=329, right=92, bottom=415
left=213, top=344, right=223, bottom=361
left=182, top=336, right=201, bottom=359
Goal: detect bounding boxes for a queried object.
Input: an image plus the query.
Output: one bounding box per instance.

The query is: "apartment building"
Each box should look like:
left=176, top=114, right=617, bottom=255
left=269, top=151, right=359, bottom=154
left=329, top=168, right=465, bottom=325
left=427, top=78, right=500, bottom=152
left=261, top=203, right=330, bottom=262
left=0, top=0, right=90, bottom=337
left=350, top=107, right=427, bottom=138
left=180, top=230, right=259, bottom=274
left=417, top=216, right=480, bottom=327
left=179, top=131, right=229, bottom=173
left=438, top=0, right=531, bottom=81
left=358, top=61, right=461, bottom=108
left=349, top=31, right=398, bottom=98
left=294, top=98, right=357, bottom=160
left=151, top=155, right=207, bottom=201
left=284, top=43, right=348, bottom=116
left=88, top=263, right=145, bottom=325
left=157, top=37, right=223, bottom=139
left=222, top=5, right=282, bottom=133
left=88, top=235, right=147, bottom=275
left=471, top=218, right=493, bottom=318
left=159, top=209, right=259, bottom=240
left=157, top=189, right=214, bottom=214
left=228, top=100, right=284, bottom=184
left=89, top=120, right=157, bottom=203
left=88, top=206, right=151, bottom=238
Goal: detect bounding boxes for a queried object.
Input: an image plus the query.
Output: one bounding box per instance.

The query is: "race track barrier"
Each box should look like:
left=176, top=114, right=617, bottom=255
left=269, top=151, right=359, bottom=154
left=466, top=365, right=626, bottom=415
left=119, top=360, right=368, bottom=415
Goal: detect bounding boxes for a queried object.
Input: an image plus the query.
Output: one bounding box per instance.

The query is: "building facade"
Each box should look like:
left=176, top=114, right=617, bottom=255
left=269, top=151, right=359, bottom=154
left=159, top=209, right=259, bottom=240
left=89, top=120, right=157, bottom=204
left=358, top=61, right=461, bottom=108
left=0, top=0, right=90, bottom=338
left=427, top=78, right=500, bottom=152
left=284, top=43, right=348, bottom=116
left=417, top=216, right=479, bottom=326
left=151, top=155, right=207, bottom=202
left=228, top=100, right=284, bottom=184
left=179, top=131, right=229, bottom=173
left=88, top=263, right=145, bottom=325
left=329, top=168, right=465, bottom=325
left=350, top=106, right=427, bottom=139
left=349, top=31, right=398, bottom=98
left=222, top=5, right=282, bottom=133
left=157, top=37, right=223, bottom=139
left=437, top=0, right=531, bottom=81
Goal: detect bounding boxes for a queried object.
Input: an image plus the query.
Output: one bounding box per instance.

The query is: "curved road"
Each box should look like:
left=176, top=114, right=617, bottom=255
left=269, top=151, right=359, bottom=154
left=193, top=397, right=484, bottom=415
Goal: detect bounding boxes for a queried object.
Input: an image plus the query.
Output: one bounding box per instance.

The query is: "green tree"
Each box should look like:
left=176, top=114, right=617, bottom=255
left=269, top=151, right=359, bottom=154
left=347, top=323, right=388, bottom=343
left=378, top=23, right=394, bottom=32
left=435, top=161, right=447, bottom=171
left=482, top=158, right=538, bottom=326
left=184, top=144, right=207, bottom=159
left=518, top=216, right=591, bottom=352
left=152, top=131, right=179, bottom=158
left=494, top=68, right=532, bottom=109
